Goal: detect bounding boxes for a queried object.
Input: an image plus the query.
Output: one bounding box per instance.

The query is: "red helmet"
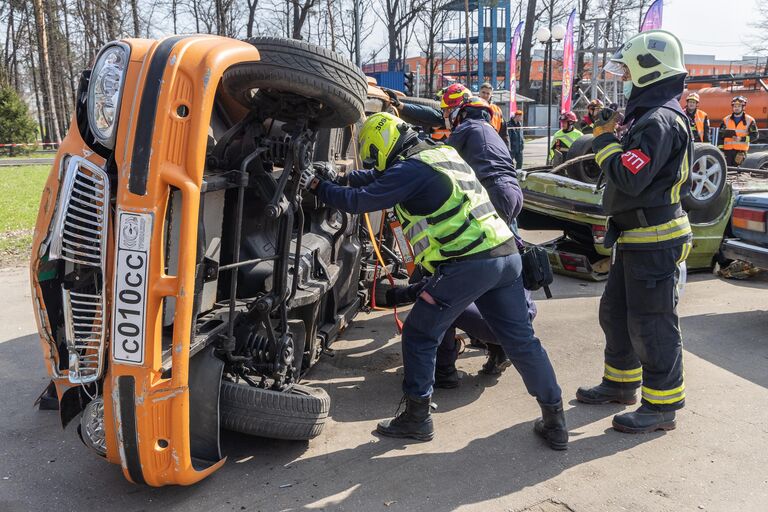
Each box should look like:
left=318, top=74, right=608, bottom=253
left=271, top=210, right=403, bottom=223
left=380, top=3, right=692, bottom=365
left=560, top=111, right=577, bottom=123
left=448, top=96, right=493, bottom=127
left=440, top=84, right=471, bottom=109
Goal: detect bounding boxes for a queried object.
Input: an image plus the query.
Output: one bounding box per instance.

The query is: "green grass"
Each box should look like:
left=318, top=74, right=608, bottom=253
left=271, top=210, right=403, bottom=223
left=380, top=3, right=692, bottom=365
left=0, top=150, right=56, bottom=160
left=0, top=165, right=50, bottom=265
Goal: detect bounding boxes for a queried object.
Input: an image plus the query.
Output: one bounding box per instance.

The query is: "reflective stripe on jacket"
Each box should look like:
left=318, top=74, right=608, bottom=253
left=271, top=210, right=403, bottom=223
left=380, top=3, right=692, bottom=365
left=549, top=128, right=583, bottom=160
left=394, top=145, right=513, bottom=273
left=722, top=113, right=756, bottom=151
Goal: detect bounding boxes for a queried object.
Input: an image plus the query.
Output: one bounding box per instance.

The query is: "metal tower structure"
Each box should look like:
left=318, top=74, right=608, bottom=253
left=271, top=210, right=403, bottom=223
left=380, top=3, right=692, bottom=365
left=438, top=0, right=513, bottom=92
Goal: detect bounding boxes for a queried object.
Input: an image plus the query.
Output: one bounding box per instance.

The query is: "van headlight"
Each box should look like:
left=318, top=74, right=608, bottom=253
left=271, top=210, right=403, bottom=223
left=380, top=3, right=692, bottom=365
left=87, top=43, right=129, bottom=149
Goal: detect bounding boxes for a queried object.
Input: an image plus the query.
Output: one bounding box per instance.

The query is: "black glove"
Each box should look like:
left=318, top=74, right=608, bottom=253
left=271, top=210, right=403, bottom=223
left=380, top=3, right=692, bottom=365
left=382, top=88, right=402, bottom=108
left=313, top=162, right=337, bottom=182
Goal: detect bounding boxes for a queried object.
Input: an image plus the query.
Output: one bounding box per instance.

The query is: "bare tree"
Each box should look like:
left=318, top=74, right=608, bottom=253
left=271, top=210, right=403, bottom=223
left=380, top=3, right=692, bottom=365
left=31, top=0, right=61, bottom=143
left=415, top=0, right=450, bottom=97
left=377, top=0, right=428, bottom=71
left=335, top=0, right=375, bottom=65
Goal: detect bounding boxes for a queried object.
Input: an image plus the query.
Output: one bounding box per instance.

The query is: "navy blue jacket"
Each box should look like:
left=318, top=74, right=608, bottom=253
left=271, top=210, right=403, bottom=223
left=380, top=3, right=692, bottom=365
left=508, top=119, right=525, bottom=153
left=316, top=159, right=451, bottom=215
left=448, top=114, right=517, bottom=181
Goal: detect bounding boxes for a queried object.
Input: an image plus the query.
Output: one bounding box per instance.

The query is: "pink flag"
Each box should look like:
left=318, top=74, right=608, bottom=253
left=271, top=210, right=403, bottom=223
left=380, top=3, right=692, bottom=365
left=641, top=0, right=663, bottom=32
left=509, top=21, right=523, bottom=117
left=560, top=10, right=576, bottom=114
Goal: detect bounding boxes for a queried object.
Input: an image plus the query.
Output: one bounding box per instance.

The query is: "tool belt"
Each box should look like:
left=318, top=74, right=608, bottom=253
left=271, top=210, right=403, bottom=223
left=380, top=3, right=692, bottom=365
left=605, top=204, right=684, bottom=248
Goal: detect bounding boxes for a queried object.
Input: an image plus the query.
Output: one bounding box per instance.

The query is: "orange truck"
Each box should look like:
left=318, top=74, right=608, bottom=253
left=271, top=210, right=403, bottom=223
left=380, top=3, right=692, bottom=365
left=684, top=84, right=768, bottom=129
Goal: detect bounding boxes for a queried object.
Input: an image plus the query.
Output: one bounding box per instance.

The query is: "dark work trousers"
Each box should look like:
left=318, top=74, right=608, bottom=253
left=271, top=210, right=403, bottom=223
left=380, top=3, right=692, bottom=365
left=481, top=175, right=523, bottom=227
left=599, top=244, right=689, bottom=411
left=401, top=253, right=561, bottom=404
left=512, top=150, right=524, bottom=170
left=436, top=294, right=537, bottom=367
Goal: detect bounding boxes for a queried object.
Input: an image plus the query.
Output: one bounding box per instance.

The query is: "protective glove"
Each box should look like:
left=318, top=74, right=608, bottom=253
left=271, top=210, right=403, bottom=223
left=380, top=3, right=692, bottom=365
left=592, top=107, right=620, bottom=138
left=299, top=168, right=321, bottom=193
left=313, top=161, right=337, bottom=182
left=382, top=88, right=402, bottom=108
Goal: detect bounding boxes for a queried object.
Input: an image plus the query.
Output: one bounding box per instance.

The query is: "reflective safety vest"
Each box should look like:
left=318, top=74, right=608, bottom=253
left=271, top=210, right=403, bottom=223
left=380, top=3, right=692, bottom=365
left=549, top=128, right=583, bottom=160
left=722, top=113, right=756, bottom=151
left=489, top=103, right=503, bottom=133
left=689, top=109, right=708, bottom=142
left=394, top=146, right=513, bottom=273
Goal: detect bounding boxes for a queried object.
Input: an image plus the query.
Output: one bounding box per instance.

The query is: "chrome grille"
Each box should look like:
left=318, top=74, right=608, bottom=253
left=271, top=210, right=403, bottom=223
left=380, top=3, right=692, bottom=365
left=49, top=156, right=110, bottom=384
left=50, top=158, right=109, bottom=268
left=62, top=290, right=105, bottom=383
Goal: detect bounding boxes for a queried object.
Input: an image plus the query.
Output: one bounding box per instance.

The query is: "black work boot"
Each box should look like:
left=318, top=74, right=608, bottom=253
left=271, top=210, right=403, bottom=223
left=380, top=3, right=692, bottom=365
left=612, top=405, right=676, bottom=434
left=434, top=365, right=460, bottom=389
left=534, top=401, right=569, bottom=450
left=377, top=395, right=435, bottom=441
left=479, top=344, right=512, bottom=375
left=576, top=382, right=638, bottom=405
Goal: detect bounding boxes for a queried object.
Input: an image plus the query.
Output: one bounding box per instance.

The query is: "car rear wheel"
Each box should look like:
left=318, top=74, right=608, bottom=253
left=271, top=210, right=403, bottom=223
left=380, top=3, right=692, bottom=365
left=564, top=134, right=602, bottom=183
left=683, top=143, right=727, bottom=211
left=220, top=380, right=330, bottom=440
left=740, top=151, right=768, bottom=171
left=222, top=37, right=367, bottom=128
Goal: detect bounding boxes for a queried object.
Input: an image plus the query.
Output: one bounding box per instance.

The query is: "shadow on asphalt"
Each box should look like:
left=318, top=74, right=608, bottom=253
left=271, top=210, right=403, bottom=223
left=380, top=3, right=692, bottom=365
left=682, top=309, right=768, bottom=389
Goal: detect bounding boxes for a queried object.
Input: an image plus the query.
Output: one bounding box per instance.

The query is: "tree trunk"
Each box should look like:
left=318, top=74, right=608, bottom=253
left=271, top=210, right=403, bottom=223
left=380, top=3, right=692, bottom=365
left=326, top=0, right=336, bottom=51
left=131, top=0, right=140, bottom=37
left=576, top=0, right=589, bottom=83
left=247, top=0, right=259, bottom=38
left=518, top=0, right=537, bottom=97
left=32, top=0, right=61, bottom=143
left=61, top=0, right=77, bottom=107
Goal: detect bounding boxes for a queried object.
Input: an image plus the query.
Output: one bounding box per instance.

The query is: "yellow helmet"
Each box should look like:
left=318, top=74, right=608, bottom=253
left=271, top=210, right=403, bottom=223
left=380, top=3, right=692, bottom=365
left=604, top=30, right=687, bottom=88
left=687, top=92, right=700, bottom=103
left=358, top=112, right=417, bottom=171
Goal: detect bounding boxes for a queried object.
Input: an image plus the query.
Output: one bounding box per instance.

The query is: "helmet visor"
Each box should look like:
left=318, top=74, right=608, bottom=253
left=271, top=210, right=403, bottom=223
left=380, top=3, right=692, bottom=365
left=603, top=60, right=626, bottom=78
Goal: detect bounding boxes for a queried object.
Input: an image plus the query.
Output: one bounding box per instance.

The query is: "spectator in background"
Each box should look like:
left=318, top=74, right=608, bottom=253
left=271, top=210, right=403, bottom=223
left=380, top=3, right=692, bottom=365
left=508, top=109, right=525, bottom=169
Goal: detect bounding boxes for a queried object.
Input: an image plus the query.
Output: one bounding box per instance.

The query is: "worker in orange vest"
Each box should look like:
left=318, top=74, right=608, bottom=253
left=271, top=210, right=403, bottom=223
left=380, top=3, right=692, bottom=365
left=479, top=82, right=510, bottom=147
left=718, top=96, right=759, bottom=166
left=684, top=93, right=710, bottom=143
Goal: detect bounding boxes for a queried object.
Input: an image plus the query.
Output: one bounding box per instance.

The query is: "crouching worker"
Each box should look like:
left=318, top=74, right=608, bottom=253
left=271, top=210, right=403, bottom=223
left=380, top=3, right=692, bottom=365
left=299, top=112, right=567, bottom=449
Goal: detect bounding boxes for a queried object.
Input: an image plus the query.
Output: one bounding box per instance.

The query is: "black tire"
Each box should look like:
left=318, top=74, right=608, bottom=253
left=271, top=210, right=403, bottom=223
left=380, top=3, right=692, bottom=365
left=220, top=381, right=330, bottom=440
left=740, top=151, right=768, bottom=170
left=683, top=143, right=727, bottom=211
left=223, top=37, right=367, bottom=128
left=564, top=134, right=602, bottom=183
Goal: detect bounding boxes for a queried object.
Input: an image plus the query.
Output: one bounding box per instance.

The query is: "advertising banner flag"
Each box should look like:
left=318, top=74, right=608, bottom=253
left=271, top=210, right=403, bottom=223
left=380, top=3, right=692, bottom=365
left=560, top=9, right=576, bottom=114
left=509, top=20, right=523, bottom=117
left=641, top=0, right=663, bottom=32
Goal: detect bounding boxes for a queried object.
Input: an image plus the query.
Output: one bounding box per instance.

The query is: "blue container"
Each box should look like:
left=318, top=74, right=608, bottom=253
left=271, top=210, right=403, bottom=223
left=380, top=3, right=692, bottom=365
left=369, top=71, right=405, bottom=92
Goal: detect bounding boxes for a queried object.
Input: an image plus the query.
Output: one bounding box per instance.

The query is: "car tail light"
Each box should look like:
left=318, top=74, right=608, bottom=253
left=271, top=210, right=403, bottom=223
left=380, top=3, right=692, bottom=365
left=559, top=252, right=590, bottom=273
left=732, top=207, right=767, bottom=232
left=592, top=224, right=607, bottom=245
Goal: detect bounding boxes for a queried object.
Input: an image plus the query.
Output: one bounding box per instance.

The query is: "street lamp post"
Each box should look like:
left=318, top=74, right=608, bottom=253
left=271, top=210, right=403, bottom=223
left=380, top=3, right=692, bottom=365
left=537, top=24, right=566, bottom=164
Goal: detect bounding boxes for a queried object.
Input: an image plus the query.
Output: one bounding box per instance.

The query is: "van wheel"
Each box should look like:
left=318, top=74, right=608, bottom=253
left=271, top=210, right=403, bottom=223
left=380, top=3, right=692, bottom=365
left=564, top=134, right=602, bottom=183
left=223, top=37, right=367, bottom=128
left=220, top=380, right=330, bottom=440
left=684, top=143, right=727, bottom=211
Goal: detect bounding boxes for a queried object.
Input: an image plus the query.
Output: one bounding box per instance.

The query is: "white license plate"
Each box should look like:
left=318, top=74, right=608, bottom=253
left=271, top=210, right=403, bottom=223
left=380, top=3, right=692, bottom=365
left=112, top=211, right=153, bottom=365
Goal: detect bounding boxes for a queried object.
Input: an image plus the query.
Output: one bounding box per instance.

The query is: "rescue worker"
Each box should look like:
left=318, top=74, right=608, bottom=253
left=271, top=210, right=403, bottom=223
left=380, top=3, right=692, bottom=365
left=718, top=96, right=758, bottom=166
left=683, top=92, right=710, bottom=143
left=580, top=99, right=604, bottom=133
left=576, top=29, right=693, bottom=433
left=479, top=82, right=510, bottom=146
left=508, top=109, right=525, bottom=169
left=549, top=111, right=583, bottom=164
left=300, top=112, right=567, bottom=449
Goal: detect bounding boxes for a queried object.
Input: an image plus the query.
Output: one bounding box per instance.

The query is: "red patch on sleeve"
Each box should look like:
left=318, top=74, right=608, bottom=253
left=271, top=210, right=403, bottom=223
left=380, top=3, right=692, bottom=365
left=620, top=149, right=651, bottom=174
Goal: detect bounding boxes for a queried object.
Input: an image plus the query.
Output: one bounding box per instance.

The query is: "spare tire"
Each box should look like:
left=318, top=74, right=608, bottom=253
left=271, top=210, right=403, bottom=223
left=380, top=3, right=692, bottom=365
left=220, top=381, right=330, bottom=440
left=223, top=37, right=367, bottom=128
left=564, top=134, right=602, bottom=183
left=684, top=143, right=727, bottom=211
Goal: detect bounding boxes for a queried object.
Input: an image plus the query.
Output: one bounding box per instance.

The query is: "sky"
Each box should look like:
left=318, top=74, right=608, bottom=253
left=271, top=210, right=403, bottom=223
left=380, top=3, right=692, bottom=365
left=649, top=0, right=760, bottom=61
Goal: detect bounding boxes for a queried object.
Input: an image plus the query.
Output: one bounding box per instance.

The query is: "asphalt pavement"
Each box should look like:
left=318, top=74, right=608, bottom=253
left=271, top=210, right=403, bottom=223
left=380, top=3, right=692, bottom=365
left=1, top=250, right=767, bottom=511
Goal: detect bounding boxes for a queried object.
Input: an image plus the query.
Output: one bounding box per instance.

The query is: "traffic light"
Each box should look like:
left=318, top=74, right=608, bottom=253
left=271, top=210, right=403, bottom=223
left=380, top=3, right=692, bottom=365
left=404, top=72, right=415, bottom=96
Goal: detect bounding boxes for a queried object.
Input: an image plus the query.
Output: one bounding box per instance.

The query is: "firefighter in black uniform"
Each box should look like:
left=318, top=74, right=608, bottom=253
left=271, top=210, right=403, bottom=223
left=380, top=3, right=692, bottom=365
left=575, top=30, right=693, bottom=433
